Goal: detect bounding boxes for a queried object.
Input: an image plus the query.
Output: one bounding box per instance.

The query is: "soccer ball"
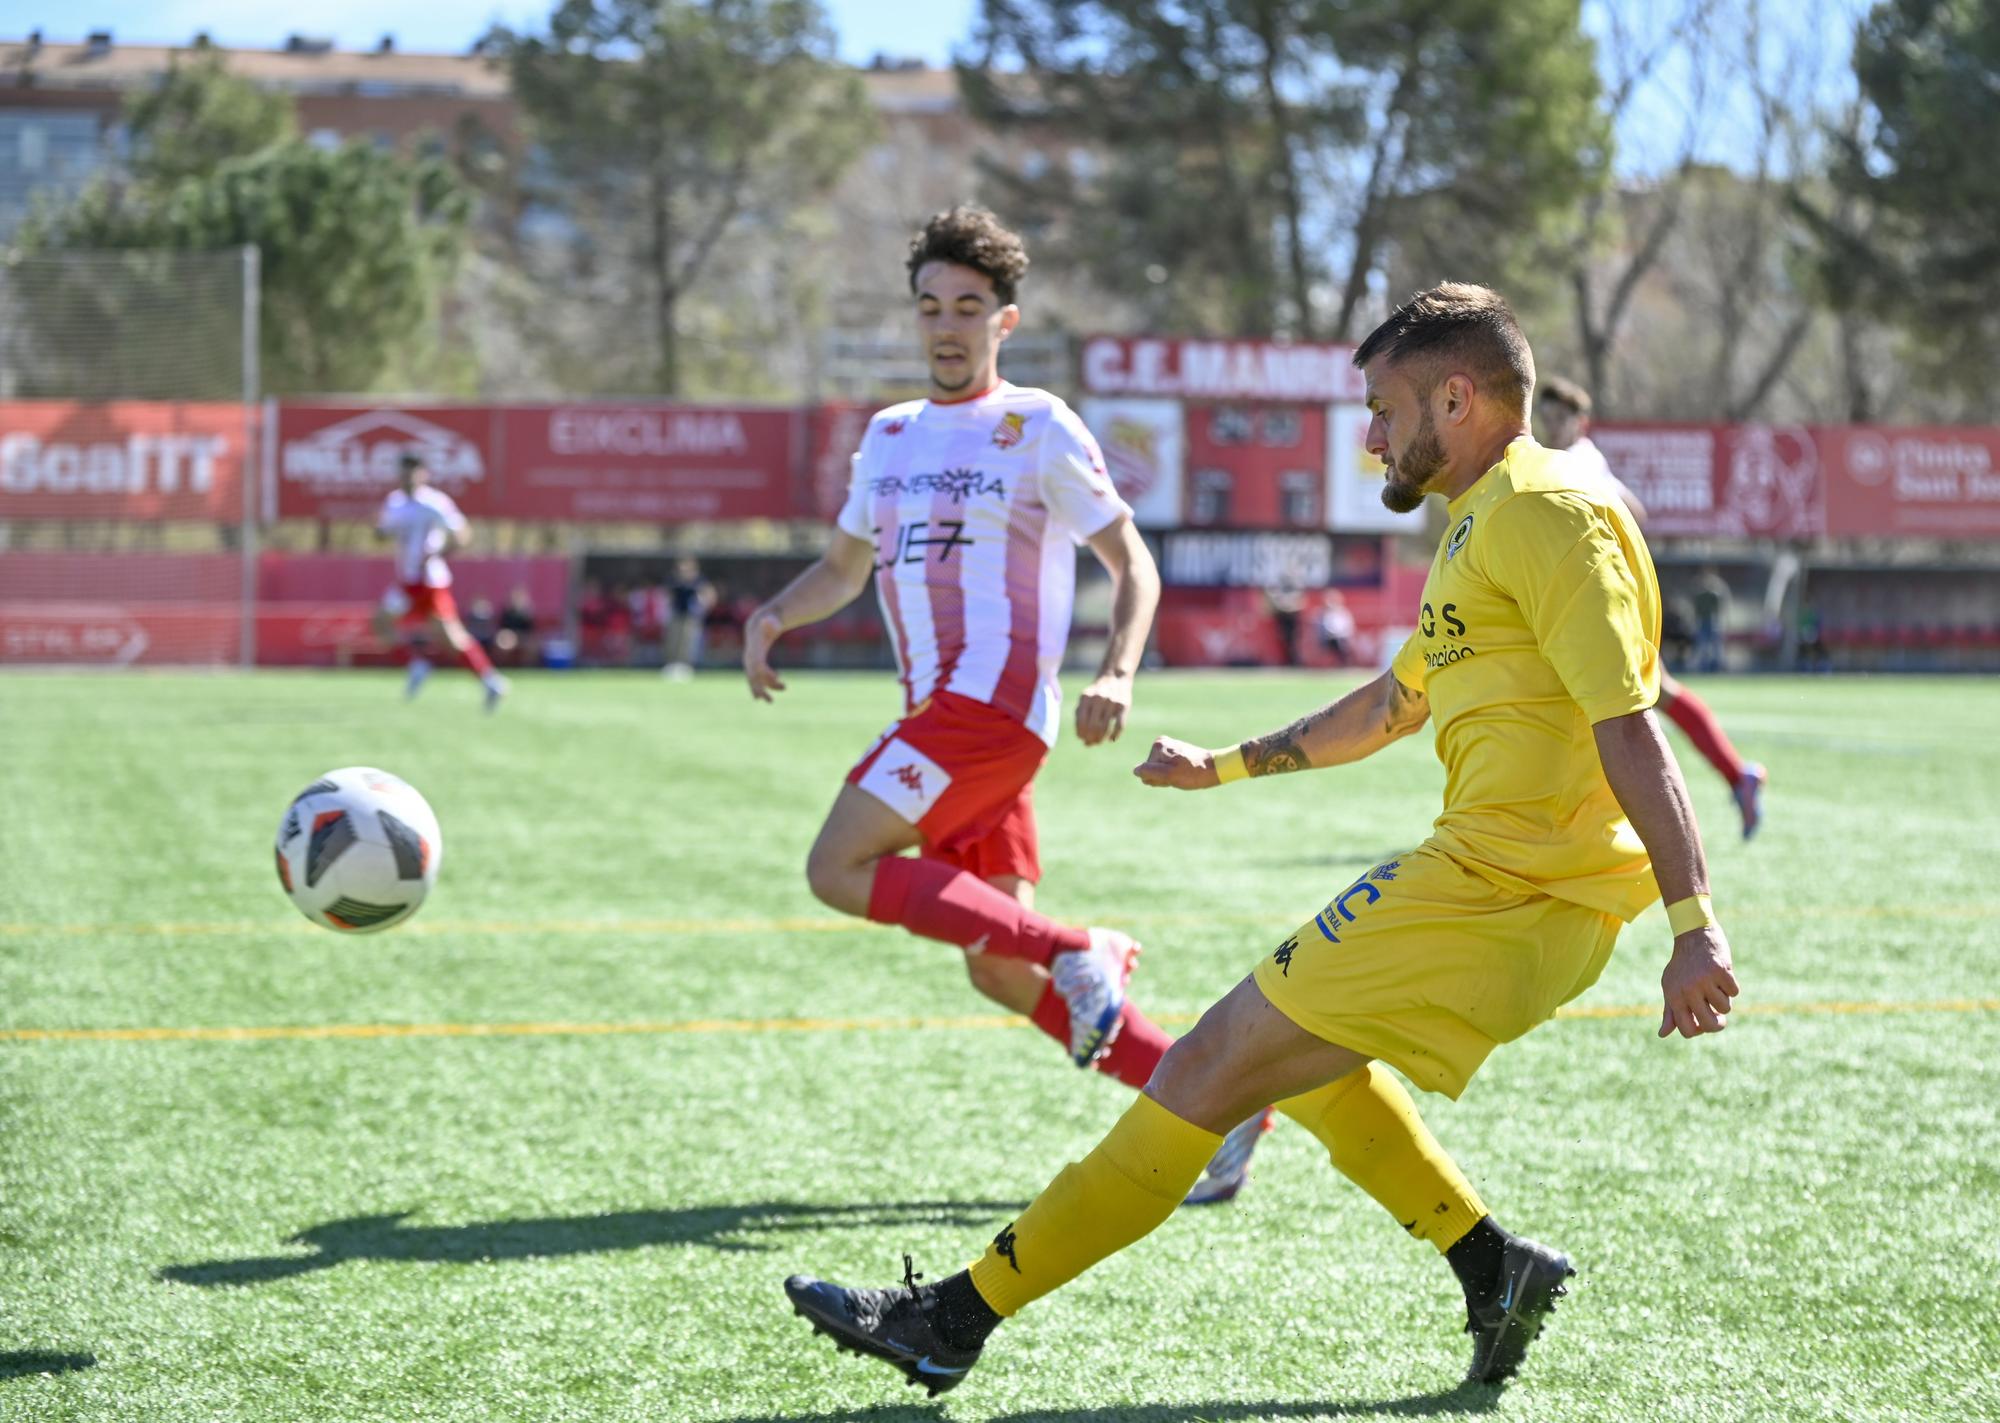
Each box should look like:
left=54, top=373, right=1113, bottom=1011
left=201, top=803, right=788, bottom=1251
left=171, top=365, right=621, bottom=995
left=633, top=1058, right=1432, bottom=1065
left=274, top=767, right=442, bottom=932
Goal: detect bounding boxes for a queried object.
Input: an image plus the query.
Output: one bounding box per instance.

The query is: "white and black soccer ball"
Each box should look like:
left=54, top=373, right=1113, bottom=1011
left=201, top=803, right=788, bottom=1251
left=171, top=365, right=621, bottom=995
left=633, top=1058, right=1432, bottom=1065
left=274, top=767, right=442, bottom=932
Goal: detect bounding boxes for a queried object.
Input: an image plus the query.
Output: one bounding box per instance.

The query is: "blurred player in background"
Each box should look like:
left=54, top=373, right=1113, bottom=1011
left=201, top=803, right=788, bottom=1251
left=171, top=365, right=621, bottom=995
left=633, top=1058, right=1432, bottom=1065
left=1537, top=377, right=1767, bottom=837
left=663, top=556, right=717, bottom=679
left=744, top=206, right=1267, bottom=1203
left=373, top=450, right=508, bottom=712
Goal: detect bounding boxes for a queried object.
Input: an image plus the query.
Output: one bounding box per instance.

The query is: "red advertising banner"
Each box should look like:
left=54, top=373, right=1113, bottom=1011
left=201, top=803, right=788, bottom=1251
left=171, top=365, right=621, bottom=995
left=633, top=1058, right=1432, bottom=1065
left=503, top=404, right=804, bottom=522
left=0, top=553, right=242, bottom=665
left=0, top=400, right=249, bottom=522
left=1819, top=425, right=2000, bottom=538
left=275, top=404, right=500, bottom=521
left=807, top=401, right=871, bottom=521
left=1591, top=422, right=2000, bottom=539
left=1589, top=423, right=1825, bottom=538
left=275, top=402, right=805, bottom=522
left=1080, top=335, right=1365, bottom=403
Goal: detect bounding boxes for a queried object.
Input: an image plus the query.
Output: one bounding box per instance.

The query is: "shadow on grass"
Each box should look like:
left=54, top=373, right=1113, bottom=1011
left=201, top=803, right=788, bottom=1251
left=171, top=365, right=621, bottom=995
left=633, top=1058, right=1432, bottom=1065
left=714, top=1385, right=1500, bottom=1422
left=159, top=1199, right=1023, bottom=1288
left=0, top=1352, right=97, bottom=1381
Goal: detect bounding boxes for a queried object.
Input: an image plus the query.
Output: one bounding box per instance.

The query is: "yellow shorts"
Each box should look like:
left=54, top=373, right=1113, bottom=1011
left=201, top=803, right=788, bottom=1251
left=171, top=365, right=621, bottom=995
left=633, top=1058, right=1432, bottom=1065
left=1253, top=844, right=1622, bottom=1099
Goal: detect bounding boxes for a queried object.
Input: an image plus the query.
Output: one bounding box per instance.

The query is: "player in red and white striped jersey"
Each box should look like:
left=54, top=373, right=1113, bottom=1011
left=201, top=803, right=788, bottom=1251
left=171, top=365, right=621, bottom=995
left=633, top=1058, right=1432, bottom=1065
left=373, top=451, right=508, bottom=712
left=744, top=207, right=1267, bottom=1202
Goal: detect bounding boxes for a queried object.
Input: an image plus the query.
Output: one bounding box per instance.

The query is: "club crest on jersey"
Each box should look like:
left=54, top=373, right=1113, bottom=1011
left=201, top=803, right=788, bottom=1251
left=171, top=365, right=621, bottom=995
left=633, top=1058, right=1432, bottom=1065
left=1447, top=514, right=1475, bottom=561
left=881, top=418, right=907, bottom=437
left=991, top=412, right=1028, bottom=449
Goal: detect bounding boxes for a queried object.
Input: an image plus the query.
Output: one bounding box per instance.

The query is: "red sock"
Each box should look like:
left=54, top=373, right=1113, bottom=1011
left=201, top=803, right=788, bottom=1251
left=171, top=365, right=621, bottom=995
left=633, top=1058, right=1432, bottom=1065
left=459, top=638, right=497, bottom=679
left=1661, top=687, right=1745, bottom=785
left=1030, top=985, right=1172, bottom=1089
left=866, top=856, right=1088, bottom=965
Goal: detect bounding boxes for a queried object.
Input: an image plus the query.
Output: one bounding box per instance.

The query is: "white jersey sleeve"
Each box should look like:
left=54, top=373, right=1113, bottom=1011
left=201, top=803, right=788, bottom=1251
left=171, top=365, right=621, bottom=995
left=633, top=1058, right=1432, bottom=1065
left=836, top=441, right=873, bottom=542
left=431, top=489, right=469, bottom=538
left=1038, top=400, right=1131, bottom=542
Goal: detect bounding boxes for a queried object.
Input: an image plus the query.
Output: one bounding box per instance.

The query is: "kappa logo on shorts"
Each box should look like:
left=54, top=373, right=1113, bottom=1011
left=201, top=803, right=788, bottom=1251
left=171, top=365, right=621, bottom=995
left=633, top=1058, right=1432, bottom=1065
left=858, top=737, right=951, bottom=821
left=1273, top=935, right=1300, bottom=977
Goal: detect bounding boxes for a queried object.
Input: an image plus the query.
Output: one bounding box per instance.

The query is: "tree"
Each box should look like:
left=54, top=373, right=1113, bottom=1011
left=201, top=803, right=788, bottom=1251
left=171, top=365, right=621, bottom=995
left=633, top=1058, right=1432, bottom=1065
left=1542, top=0, right=1869, bottom=422
left=16, top=56, right=468, bottom=395
left=958, top=0, right=1606, bottom=341
left=1810, top=0, right=2000, bottom=398
left=123, top=49, right=297, bottom=185
left=488, top=0, right=876, bottom=397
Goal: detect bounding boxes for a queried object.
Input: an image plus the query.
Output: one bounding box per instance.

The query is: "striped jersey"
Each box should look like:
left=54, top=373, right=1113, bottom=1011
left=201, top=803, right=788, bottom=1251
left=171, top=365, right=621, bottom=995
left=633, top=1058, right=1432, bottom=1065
left=838, top=383, right=1132, bottom=746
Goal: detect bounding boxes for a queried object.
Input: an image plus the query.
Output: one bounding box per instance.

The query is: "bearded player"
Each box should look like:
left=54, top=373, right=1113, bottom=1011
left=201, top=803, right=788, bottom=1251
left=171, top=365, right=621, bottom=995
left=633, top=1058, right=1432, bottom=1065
left=782, top=284, right=1740, bottom=1396
left=743, top=206, right=1268, bottom=1203
left=1537, top=377, right=1767, bottom=838
left=373, top=450, right=507, bottom=712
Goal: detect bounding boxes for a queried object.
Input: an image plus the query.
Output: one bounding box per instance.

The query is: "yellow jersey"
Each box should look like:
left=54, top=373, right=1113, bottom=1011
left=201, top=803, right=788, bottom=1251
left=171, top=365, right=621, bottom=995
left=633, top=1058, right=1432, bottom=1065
left=1391, top=437, right=1662, bottom=921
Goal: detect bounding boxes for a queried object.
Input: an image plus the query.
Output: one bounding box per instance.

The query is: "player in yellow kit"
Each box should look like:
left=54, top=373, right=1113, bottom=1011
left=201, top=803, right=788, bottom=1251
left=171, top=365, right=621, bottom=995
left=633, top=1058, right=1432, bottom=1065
left=783, top=283, right=1741, bottom=1397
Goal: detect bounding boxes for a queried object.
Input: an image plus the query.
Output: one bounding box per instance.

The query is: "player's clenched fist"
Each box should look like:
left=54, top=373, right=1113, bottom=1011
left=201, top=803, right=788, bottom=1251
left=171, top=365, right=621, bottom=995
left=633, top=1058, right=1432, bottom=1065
left=1658, top=925, right=1739, bottom=1039
left=1133, top=736, right=1221, bottom=790
left=742, top=608, right=788, bottom=701
left=1074, top=672, right=1133, bottom=746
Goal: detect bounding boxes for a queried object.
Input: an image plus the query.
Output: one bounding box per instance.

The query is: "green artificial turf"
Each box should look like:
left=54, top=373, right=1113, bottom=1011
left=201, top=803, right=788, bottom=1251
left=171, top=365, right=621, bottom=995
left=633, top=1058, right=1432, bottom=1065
left=1, top=669, right=1995, bottom=1422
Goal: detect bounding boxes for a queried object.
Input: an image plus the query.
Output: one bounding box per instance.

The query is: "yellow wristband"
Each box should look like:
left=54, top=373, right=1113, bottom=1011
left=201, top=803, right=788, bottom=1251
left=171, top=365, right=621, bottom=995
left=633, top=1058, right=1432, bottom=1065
left=1665, top=894, right=1716, bottom=936
left=1212, top=745, right=1248, bottom=784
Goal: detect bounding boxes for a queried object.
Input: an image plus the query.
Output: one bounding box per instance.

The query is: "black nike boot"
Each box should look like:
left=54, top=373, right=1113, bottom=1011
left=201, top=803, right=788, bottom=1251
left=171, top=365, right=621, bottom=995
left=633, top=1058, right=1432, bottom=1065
left=1463, top=1235, right=1575, bottom=1384
left=785, top=1256, right=984, bottom=1398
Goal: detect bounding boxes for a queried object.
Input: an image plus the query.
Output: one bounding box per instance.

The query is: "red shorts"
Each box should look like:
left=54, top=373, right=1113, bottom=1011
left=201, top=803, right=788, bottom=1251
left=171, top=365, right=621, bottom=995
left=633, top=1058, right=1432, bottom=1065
left=847, top=690, right=1049, bottom=882
left=384, top=583, right=458, bottom=628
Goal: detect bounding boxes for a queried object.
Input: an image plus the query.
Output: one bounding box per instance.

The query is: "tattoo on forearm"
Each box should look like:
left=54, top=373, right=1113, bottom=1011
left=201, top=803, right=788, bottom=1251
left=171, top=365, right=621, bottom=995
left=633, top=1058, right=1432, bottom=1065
left=1243, top=730, right=1308, bottom=776
left=1245, top=705, right=1339, bottom=776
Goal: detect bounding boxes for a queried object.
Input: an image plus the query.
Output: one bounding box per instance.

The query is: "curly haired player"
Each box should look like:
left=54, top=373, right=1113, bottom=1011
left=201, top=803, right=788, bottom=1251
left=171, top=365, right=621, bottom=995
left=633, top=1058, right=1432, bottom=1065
left=743, top=206, right=1272, bottom=1204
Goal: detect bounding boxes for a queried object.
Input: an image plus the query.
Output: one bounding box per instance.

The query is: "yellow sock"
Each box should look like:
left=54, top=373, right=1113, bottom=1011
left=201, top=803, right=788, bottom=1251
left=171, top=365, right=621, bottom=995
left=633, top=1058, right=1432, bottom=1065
left=1278, top=1062, right=1488, bottom=1251
left=967, top=1093, right=1221, bottom=1317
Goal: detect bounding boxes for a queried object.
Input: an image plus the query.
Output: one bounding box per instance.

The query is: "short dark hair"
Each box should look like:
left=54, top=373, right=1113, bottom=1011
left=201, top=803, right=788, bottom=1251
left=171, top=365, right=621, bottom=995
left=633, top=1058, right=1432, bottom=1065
left=1537, top=374, right=1592, bottom=416
left=906, top=205, right=1030, bottom=306
left=398, top=448, right=426, bottom=470
left=1352, top=282, right=1536, bottom=413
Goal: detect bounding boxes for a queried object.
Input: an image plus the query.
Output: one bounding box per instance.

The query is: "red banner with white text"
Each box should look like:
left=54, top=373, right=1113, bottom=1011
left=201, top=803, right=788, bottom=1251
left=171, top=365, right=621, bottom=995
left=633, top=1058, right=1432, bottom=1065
left=1590, top=422, right=2000, bottom=539
left=275, top=402, right=806, bottom=522
left=0, top=400, right=249, bottom=522
left=1816, top=425, right=2000, bottom=537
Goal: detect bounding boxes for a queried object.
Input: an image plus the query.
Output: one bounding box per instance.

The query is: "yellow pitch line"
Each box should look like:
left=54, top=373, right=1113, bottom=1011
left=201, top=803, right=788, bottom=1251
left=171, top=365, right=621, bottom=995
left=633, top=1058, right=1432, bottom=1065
left=3, top=903, right=1997, bottom=939
left=4, top=999, right=1996, bottom=1046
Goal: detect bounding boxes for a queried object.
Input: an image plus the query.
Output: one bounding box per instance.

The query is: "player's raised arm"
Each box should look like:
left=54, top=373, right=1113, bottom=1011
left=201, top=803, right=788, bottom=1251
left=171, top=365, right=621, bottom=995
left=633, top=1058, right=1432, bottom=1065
left=1075, top=515, right=1159, bottom=746
left=1133, top=668, right=1429, bottom=789
left=1593, top=711, right=1739, bottom=1039
left=742, top=529, right=876, bottom=701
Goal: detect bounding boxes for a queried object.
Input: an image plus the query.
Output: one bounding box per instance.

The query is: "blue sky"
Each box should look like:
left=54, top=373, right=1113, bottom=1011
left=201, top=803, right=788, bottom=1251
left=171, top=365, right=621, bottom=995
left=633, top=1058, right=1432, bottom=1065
left=2, top=0, right=1862, bottom=177
left=0, top=0, right=981, bottom=66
